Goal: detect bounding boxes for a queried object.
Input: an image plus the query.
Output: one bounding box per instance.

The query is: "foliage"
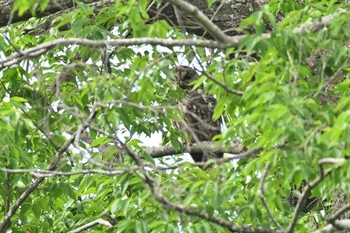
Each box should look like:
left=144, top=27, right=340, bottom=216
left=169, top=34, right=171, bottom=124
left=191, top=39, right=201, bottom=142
left=0, top=0, right=350, bottom=232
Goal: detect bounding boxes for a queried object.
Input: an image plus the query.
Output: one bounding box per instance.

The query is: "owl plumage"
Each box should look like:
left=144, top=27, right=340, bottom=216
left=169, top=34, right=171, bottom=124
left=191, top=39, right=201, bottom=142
left=172, top=65, right=222, bottom=162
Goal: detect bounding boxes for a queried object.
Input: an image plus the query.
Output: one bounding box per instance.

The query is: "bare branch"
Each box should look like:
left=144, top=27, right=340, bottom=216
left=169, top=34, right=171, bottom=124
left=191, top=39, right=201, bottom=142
left=327, top=204, right=350, bottom=223
left=311, top=219, right=350, bottom=233
left=68, top=218, right=113, bottom=233
left=201, top=69, right=244, bottom=96
left=166, top=0, right=231, bottom=43
left=318, top=158, right=346, bottom=165
left=151, top=147, right=261, bottom=171
left=0, top=38, right=241, bottom=69
left=0, top=168, right=132, bottom=177
left=294, top=9, right=347, bottom=35
left=146, top=141, right=245, bottom=158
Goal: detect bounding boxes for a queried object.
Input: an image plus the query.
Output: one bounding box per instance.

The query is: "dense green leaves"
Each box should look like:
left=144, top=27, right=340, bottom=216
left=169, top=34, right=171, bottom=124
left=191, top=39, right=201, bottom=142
left=1, top=0, right=350, bottom=232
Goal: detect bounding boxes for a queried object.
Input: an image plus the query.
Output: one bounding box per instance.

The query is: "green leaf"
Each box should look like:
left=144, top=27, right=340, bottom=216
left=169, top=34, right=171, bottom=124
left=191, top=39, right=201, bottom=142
left=39, top=0, right=50, bottom=11
left=207, top=0, right=216, bottom=8
left=90, top=136, right=112, bottom=147
left=118, top=109, right=131, bottom=130
left=11, top=96, right=28, bottom=102
left=12, top=0, right=32, bottom=16
left=76, top=2, right=93, bottom=16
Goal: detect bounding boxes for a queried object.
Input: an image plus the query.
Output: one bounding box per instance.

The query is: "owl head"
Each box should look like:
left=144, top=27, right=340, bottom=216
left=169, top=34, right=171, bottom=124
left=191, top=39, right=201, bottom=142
left=172, top=65, right=198, bottom=90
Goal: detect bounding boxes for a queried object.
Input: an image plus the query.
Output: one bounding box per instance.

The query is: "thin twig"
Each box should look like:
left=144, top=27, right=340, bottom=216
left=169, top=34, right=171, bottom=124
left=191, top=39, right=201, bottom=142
left=258, top=162, right=283, bottom=230
left=0, top=168, right=132, bottom=177
left=112, top=135, right=277, bottom=233
left=201, top=69, right=244, bottom=96
left=286, top=159, right=345, bottom=233
left=0, top=109, right=98, bottom=232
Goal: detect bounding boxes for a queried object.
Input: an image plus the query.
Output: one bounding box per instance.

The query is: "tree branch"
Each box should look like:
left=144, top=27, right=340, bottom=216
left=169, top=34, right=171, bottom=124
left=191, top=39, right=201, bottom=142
left=293, top=9, right=347, bottom=35
left=0, top=168, right=133, bottom=177
left=311, top=219, right=350, bottom=233
left=258, top=162, right=283, bottom=230
left=1, top=8, right=345, bottom=70
left=286, top=157, right=347, bottom=233
left=68, top=218, right=113, bottom=233
left=327, top=203, right=350, bottom=223
left=201, top=69, right=244, bottom=96
left=166, top=0, right=232, bottom=43
left=110, top=132, right=278, bottom=233
left=146, top=141, right=245, bottom=158
left=153, top=190, right=280, bottom=233
left=0, top=145, right=260, bottom=175
left=88, top=125, right=251, bottom=160
left=0, top=37, right=245, bottom=69
left=0, top=109, right=98, bottom=231
left=89, top=118, right=273, bottom=232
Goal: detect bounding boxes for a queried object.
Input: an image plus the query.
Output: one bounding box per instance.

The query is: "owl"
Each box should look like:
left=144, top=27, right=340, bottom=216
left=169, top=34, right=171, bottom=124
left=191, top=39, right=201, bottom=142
left=172, top=65, right=222, bottom=162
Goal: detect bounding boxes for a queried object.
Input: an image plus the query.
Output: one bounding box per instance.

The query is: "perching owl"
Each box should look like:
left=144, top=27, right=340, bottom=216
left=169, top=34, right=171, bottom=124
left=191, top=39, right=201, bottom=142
left=172, top=65, right=222, bottom=162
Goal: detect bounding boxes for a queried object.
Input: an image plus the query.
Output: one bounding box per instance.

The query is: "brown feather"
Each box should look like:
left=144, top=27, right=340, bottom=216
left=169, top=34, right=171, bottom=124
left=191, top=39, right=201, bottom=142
left=172, top=66, right=222, bottom=162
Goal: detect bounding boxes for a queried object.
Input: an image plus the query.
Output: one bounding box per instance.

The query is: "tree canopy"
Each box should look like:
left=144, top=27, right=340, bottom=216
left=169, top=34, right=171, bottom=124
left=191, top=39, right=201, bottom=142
left=0, top=0, right=350, bottom=232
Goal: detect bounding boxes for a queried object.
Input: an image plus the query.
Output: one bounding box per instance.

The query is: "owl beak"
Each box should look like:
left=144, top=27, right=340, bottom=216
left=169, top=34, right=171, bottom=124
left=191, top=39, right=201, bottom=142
left=179, top=81, right=188, bottom=89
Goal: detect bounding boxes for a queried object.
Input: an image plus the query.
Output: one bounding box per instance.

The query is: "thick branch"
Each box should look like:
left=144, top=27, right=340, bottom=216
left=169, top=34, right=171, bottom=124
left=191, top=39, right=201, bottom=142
left=166, top=0, right=231, bottom=43
left=0, top=37, right=246, bottom=69
left=327, top=203, right=350, bottom=222
left=68, top=218, right=112, bottom=233
left=146, top=141, right=244, bottom=158
left=311, top=219, right=350, bottom=233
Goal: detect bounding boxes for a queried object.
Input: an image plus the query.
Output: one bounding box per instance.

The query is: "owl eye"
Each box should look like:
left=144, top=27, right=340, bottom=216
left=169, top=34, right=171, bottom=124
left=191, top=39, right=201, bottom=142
left=184, top=74, right=192, bottom=80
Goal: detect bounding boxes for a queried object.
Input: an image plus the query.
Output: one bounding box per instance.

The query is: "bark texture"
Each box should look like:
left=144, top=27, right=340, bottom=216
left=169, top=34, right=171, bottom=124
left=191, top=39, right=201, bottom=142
left=148, top=0, right=260, bottom=37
